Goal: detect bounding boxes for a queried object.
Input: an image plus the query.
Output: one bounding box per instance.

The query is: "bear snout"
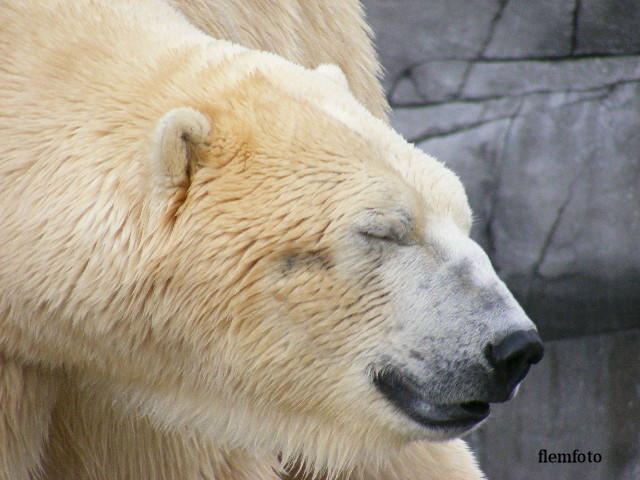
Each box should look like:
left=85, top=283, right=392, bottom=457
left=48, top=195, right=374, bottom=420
left=484, top=329, right=544, bottom=402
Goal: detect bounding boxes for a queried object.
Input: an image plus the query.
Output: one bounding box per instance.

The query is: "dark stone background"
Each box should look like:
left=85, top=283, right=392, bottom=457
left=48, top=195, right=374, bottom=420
left=362, top=1, right=640, bottom=478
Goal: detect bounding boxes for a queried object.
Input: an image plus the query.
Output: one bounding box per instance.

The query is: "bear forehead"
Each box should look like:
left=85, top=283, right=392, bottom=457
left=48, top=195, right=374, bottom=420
left=207, top=52, right=472, bottom=233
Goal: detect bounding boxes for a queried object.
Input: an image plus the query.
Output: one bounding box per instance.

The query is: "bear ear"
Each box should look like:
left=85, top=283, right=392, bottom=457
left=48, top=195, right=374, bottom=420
left=315, top=63, right=350, bottom=91
left=151, top=107, right=210, bottom=191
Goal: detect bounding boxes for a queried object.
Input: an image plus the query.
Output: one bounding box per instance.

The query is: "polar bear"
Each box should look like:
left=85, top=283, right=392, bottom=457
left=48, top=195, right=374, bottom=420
left=0, top=1, right=542, bottom=479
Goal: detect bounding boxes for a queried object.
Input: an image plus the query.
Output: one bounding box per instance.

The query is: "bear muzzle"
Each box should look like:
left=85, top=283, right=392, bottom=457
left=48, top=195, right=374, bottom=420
left=372, top=329, right=543, bottom=434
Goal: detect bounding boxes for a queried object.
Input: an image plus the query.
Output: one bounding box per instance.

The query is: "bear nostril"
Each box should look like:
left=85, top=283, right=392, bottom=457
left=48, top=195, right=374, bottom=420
left=485, top=330, right=544, bottom=391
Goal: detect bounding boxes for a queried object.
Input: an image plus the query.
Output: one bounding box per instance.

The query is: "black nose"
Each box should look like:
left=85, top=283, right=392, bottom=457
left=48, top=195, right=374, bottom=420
left=485, top=330, right=543, bottom=399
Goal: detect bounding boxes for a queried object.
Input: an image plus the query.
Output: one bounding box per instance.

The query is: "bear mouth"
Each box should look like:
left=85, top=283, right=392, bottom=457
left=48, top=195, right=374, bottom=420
left=373, top=366, right=490, bottom=431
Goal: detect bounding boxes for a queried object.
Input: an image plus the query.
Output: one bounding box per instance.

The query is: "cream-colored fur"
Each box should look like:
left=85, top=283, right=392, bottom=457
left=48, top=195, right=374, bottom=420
left=0, top=357, right=59, bottom=479
left=42, top=376, right=281, bottom=480
left=0, top=1, right=482, bottom=479
left=166, top=0, right=388, bottom=119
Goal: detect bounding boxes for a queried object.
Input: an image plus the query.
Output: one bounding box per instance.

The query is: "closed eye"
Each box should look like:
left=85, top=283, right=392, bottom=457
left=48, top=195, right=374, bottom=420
left=359, top=230, right=398, bottom=242
left=359, top=228, right=412, bottom=245
left=357, top=209, right=417, bottom=246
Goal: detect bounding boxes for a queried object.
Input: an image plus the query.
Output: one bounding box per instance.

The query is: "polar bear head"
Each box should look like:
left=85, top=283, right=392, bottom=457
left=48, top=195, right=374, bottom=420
left=143, top=56, right=542, bottom=474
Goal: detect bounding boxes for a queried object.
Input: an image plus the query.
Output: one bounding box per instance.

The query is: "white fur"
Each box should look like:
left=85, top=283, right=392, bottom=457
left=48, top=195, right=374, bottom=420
left=315, top=64, right=351, bottom=91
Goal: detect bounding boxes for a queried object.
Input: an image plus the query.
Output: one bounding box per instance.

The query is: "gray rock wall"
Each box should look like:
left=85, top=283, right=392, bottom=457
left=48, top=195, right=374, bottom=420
left=466, top=330, right=640, bottom=479
left=362, top=0, right=640, bottom=478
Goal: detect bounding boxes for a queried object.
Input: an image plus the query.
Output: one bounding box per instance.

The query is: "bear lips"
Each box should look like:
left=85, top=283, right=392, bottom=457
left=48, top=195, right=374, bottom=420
left=373, top=366, right=490, bottom=431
